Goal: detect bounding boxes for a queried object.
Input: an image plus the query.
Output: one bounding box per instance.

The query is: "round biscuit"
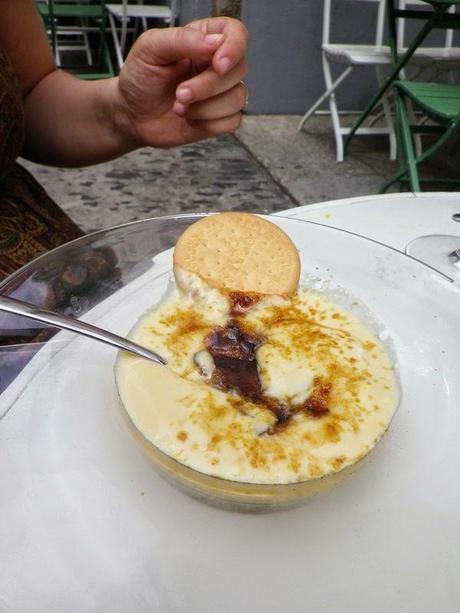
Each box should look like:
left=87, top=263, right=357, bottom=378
left=173, top=212, right=300, bottom=295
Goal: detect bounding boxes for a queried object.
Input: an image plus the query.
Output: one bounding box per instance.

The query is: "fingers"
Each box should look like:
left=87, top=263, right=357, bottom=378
left=187, top=17, right=249, bottom=75
left=170, top=18, right=249, bottom=139
left=131, top=26, right=224, bottom=66
left=212, top=19, right=248, bottom=75
left=175, top=58, right=248, bottom=106
left=186, top=112, right=243, bottom=139
left=176, top=82, right=247, bottom=120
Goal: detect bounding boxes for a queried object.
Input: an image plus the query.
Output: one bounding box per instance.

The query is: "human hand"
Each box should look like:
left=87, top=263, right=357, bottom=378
left=114, top=17, right=248, bottom=148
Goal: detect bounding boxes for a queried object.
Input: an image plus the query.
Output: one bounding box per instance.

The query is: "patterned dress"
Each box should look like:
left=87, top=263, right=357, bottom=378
left=0, top=48, right=123, bottom=392
left=0, top=46, right=83, bottom=281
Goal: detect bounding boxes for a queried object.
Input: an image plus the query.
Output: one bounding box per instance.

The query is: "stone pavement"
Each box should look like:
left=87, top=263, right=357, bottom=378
left=20, top=115, right=460, bottom=233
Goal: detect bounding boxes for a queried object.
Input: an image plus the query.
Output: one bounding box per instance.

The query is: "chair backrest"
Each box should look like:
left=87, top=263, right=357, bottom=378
left=397, top=0, right=456, bottom=49
left=322, top=0, right=386, bottom=47
left=323, top=1, right=457, bottom=54
left=117, top=1, right=175, bottom=24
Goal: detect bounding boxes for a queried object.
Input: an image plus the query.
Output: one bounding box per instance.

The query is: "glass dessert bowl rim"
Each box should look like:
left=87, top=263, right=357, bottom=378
left=0, top=212, right=455, bottom=292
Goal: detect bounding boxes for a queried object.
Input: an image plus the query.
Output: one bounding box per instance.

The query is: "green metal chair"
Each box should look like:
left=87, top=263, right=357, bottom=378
left=380, top=80, right=460, bottom=192
left=37, top=0, right=114, bottom=80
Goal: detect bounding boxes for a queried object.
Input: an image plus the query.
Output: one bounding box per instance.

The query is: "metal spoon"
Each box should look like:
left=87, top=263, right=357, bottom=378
left=0, top=294, right=167, bottom=366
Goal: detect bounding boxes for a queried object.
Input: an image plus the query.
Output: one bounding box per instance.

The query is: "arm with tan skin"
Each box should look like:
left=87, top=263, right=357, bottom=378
left=1, top=0, right=248, bottom=167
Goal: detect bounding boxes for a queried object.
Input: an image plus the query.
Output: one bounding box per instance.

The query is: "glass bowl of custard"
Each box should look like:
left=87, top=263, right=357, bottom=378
left=113, top=214, right=403, bottom=511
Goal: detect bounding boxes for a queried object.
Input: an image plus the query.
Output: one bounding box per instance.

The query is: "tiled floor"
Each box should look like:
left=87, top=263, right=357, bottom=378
left=20, top=115, right=460, bottom=233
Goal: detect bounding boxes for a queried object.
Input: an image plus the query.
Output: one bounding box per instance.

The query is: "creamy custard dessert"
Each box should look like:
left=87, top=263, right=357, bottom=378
left=116, top=269, right=399, bottom=486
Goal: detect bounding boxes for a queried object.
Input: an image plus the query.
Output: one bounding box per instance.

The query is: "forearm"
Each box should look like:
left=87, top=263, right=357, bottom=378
left=22, top=70, right=136, bottom=167
left=10, top=3, right=248, bottom=166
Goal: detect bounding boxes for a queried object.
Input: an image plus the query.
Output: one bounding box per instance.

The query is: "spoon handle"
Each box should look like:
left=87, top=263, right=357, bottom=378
left=0, top=294, right=167, bottom=366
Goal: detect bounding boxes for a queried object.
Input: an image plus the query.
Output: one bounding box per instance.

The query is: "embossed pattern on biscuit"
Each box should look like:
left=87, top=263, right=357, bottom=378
left=173, top=212, right=300, bottom=296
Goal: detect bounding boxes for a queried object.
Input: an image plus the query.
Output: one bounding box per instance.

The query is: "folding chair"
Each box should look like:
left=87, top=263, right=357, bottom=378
left=37, top=0, right=115, bottom=79
left=298, top=0, right=396, bottom=162
left=398, top=0, right=460, bottom=74
left=299, top=0, right=460, bottom=163
left=380, top=81, right=460, bottom=192
left=37, top=0, right=93, bottom=66
left=395, top=1, right=460, bottom=157
left=106, top=1, right=177, bottom=70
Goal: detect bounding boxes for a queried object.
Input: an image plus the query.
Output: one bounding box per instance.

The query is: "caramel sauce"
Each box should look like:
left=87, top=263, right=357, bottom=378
left=204, top=318, right=332, bottom=434
left=229, top=292, right=262, bottom=316
left=205, top=322, right=264, bottom=398
left=300, top=379, right=332, bottom=418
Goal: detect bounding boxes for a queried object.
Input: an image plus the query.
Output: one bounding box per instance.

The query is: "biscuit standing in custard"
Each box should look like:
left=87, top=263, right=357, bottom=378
left=173, top=212, right=300, bottom=296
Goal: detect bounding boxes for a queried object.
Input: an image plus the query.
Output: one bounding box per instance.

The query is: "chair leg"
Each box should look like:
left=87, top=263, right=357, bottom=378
left=379, top=124, right=460, bottom=193
left=120, top=13, right=129, bottom=59
left=108, top=13, right=124, bottom=70
left=396, top=93, right=420, bottom=191
left=83, top=31, right=93, bottom=66
left=379, top=98, right=407, bottom=193
left=380, top=95, right=460, bottom=194
left=405, top=99, right=423, bottom=157
left=399, top=60, right=424, bottom=157
left=54, top=39, right=61, bottom=67
left=297, top=66, right=353, bottom=131
left=322, top=54, right=347, bottom=162
left=382, top=95, right=397, bottom=161
left=51, top=19, right=61, bottom=67
left=170, top=0, right=178, bottom=25
left=376, top=66, right=397, bottom=161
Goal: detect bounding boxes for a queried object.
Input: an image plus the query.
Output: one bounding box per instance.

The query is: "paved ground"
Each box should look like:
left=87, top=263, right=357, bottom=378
left=20, top=114, right=460, bottom=233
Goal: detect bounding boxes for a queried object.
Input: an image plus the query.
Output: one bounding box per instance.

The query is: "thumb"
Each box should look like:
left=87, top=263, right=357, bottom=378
left=132, top=27, right=223, bottom=66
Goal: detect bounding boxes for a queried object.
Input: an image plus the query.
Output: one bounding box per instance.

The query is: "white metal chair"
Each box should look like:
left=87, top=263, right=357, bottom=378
left=298, top=0, right=460, bottom=162
left=298, top=0, right=396, bottom=162
left=106, top=1, right=177, bottom=69
left=398, top=1, right=460, bottom=75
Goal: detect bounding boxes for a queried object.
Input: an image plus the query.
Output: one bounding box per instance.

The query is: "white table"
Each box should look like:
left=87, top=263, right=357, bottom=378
left=281, top=193, right=460, bottom=283
left=1, top=192, right=460, bottom=613
left=282, top=192, right=460, bottom=252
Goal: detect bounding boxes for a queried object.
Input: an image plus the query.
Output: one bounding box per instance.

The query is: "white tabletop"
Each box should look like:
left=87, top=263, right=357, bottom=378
left=2, top=194, right=460, bottom=613
left=281, top=192, right=460, bottom=252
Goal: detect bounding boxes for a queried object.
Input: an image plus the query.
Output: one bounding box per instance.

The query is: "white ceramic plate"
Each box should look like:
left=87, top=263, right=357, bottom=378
left=0, top=216, right=459, bottom=613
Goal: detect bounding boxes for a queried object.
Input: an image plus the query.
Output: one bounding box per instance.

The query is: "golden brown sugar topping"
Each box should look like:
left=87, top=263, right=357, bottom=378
left=153, top=292, right=379, bottom=439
